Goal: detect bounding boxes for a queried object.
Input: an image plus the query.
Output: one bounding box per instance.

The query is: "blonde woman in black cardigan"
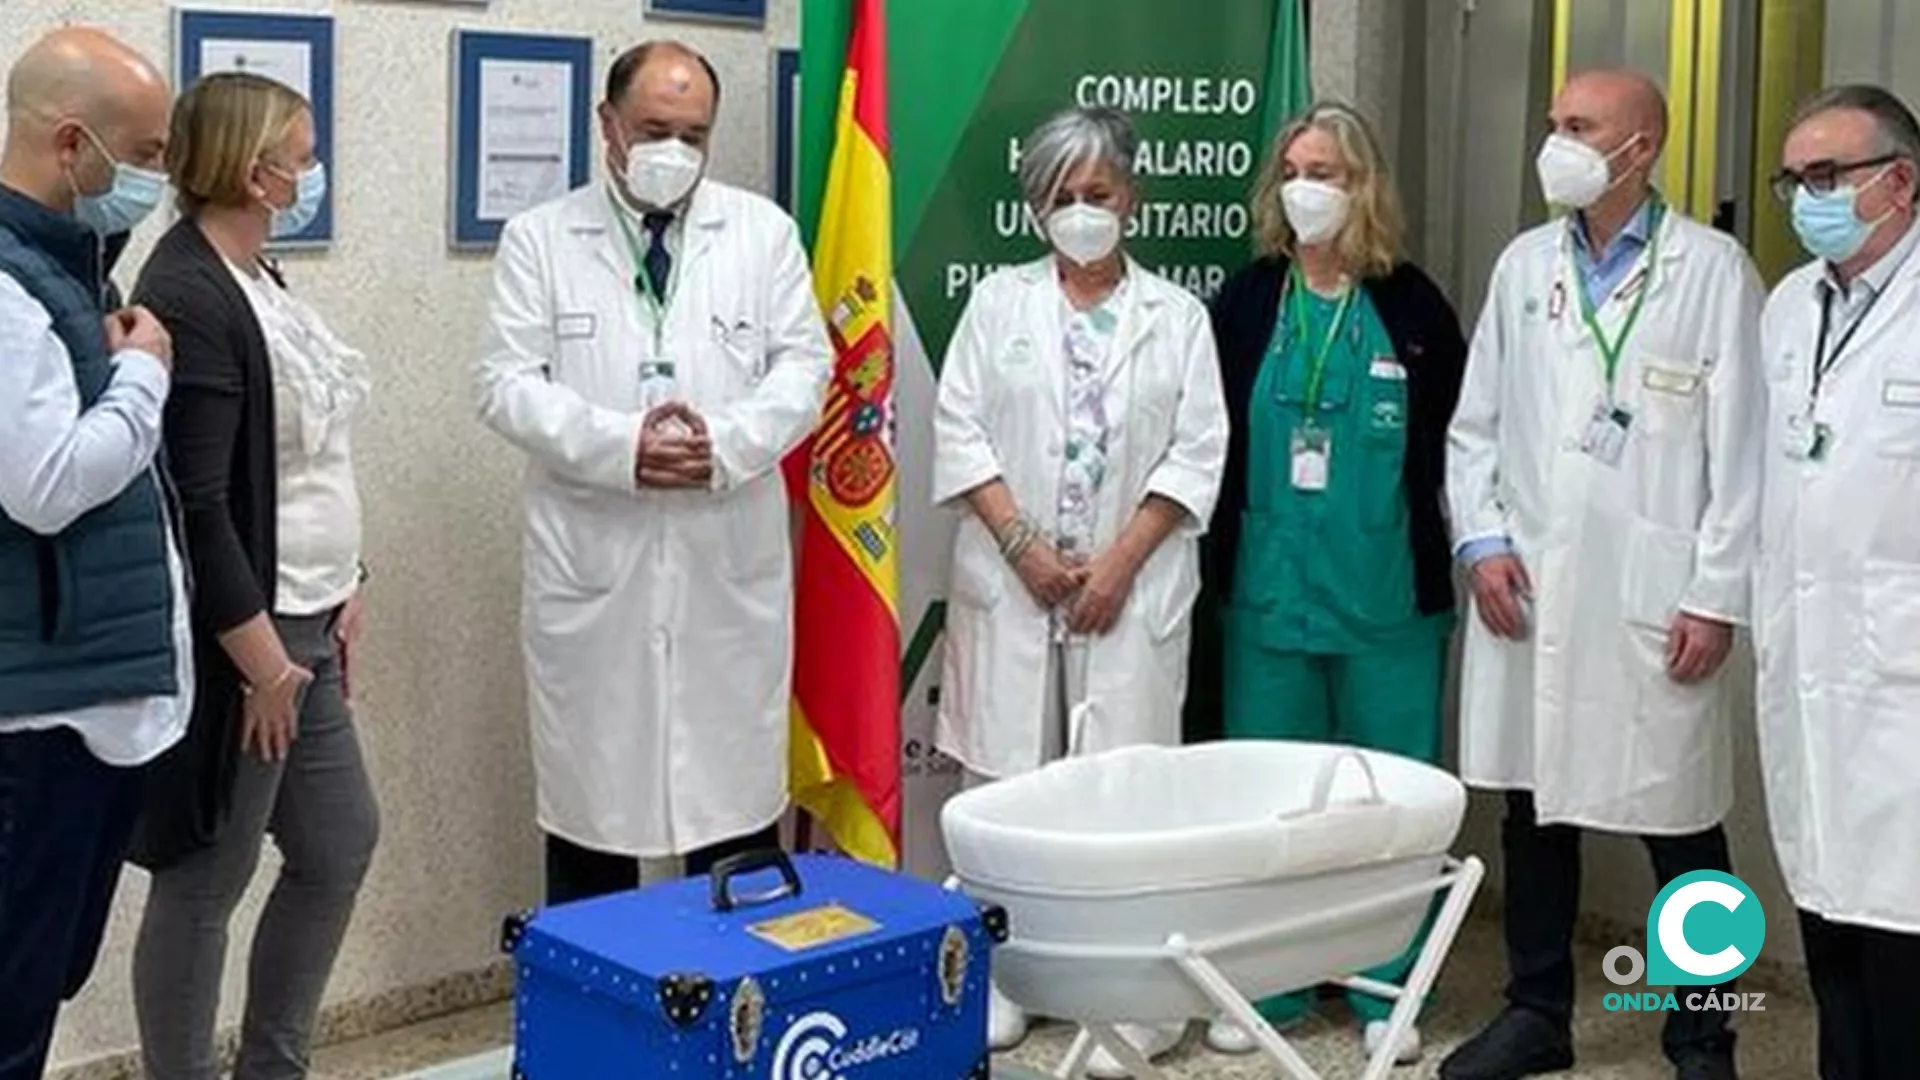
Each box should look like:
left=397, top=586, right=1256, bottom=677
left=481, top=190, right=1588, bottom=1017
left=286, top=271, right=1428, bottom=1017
left=128, top=71, right=378, bottom=1080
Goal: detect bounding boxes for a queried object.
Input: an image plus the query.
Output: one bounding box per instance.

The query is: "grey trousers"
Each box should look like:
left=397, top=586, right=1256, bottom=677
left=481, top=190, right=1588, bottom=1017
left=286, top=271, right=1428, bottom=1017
left=133, top=611, right=380, bottom=1080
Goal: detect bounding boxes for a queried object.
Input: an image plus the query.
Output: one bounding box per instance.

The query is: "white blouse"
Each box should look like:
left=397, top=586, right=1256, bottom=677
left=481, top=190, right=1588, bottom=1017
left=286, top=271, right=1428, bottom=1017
left=226, top=258, right=370, bottom=616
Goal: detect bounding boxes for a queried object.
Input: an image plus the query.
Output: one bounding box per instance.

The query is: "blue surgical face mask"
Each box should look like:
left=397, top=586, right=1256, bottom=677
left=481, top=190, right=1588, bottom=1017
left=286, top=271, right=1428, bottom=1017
left=268, top=161, right=327, bottom=239
left=69, top=127, right=168, bottom=236
left=1791, top=168, right=1892, bottom=262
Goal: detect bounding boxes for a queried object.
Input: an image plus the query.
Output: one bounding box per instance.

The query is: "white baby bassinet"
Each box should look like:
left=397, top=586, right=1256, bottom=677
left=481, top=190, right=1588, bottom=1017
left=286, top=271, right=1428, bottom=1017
left=940, top=740, right=1485, bottom=1080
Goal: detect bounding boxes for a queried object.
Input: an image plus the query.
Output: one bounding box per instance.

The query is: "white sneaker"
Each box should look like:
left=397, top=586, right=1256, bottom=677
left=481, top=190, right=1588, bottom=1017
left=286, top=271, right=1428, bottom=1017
left=988, top=982, right=1029, bottom=1051
left=1204, top=1019, right=1257, bottom=1054
left=1363, top=1019, right=1422, bottom=1064
left=1206, top=1005, right=1311, bottom=1055
left=1085, top=1022, right=1183, bottom=1078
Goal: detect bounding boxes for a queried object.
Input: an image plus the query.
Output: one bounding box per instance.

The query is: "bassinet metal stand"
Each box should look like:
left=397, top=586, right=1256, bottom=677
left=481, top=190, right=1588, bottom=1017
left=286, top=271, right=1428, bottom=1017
left=1024, top=855, right=1487, bottom=1080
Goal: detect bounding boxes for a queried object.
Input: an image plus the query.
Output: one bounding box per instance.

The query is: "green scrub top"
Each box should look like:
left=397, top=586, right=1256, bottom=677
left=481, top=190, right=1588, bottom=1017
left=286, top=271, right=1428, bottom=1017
left=1227, top=272, right=1453, bottom=654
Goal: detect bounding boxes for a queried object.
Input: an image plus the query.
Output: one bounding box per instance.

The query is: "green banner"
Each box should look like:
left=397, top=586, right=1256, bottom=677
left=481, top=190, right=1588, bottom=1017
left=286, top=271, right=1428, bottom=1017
left=804, top=0, right=1305, bottom=357
left=798, top=0, right=1310, bottom=875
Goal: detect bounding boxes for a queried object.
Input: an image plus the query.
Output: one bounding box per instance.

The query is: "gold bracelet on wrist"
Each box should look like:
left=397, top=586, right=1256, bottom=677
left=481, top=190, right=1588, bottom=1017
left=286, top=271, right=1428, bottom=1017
left=994, top=516, right=1023, bottom=554
left=999, top=516, right=1042, bottom=562
left=243, top=664, right=297, bottom=697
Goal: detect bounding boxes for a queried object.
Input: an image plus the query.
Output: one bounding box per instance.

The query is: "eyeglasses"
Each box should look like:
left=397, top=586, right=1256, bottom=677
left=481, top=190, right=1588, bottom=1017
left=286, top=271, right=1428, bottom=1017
left=1770, top=154, right=1902, bottom=202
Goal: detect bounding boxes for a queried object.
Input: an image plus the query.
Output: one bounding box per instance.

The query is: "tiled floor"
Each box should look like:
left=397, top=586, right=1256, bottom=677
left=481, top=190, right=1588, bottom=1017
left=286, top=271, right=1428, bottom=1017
left=309, top=916, right=1815, bottom=1079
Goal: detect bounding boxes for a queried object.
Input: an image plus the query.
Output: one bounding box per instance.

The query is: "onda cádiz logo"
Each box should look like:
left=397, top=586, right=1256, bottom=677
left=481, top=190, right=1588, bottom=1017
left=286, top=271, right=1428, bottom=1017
left=771, top=1011, right=921, bottom=1080
left=1601, top=871, right=1769, bottom=1015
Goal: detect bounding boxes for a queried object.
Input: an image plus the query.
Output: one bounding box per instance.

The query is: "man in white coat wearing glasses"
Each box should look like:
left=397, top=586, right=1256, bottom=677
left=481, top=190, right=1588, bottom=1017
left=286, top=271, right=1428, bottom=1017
left=1757, top=83, right=1920, bottom=1080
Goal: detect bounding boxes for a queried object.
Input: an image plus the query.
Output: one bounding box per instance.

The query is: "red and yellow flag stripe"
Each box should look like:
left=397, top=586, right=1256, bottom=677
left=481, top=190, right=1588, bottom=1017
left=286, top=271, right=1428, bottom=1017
left=785, top=0, right=900, bottom=868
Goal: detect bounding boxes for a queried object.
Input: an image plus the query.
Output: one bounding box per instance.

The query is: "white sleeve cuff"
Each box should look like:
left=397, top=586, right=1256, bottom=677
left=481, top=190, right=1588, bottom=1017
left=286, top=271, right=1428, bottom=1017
left=1145, top=465, right=1215, bottom=537
left=111, top=349, right=170, bottom=398
left=931, top=456, right=1001, bottom=509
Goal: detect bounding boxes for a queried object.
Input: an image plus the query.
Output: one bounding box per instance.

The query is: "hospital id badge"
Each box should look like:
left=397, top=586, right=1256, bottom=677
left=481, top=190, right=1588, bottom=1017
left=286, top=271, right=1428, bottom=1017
left=1290, top=425, right=1331, bottom=492
left=1785, top=411, right=1832, bottom=461
left=1579, top=402, right=1633, bottom=467
left=640, top=360, right=689, bottom=433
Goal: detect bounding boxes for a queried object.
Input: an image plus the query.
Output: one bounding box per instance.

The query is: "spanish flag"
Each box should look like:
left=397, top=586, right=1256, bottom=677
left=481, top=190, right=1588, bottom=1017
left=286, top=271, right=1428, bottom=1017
left=784, top=0, right=900, bottom=869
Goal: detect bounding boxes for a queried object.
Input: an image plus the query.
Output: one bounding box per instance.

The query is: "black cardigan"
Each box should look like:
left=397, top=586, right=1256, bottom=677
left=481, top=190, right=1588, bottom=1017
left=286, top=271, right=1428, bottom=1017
left=1183, top=256, right=1469, bottom=743
left=126, top=218, right=280, bottom=870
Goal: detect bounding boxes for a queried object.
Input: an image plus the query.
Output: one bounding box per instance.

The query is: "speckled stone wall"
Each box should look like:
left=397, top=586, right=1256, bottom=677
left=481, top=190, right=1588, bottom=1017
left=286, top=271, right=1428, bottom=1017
left=0, top=1, right=795, bottom=1070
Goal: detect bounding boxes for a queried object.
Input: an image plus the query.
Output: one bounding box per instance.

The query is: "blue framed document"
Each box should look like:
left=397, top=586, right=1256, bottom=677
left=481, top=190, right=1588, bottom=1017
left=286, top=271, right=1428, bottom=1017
left=173, top=8, right=336, bottom=247
left=645, top=0, right=767, bottom=29
left=771, top=47, right=799, bottom=212
left=449, top=29, right=594, bottom=250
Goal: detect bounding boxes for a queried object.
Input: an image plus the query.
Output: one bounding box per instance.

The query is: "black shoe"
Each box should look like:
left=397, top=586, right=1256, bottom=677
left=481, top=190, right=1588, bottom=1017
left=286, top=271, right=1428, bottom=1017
left=1439, top=1006, right=1575, bottom=1080
left=1673, top=1050, right=1738, bottom=1080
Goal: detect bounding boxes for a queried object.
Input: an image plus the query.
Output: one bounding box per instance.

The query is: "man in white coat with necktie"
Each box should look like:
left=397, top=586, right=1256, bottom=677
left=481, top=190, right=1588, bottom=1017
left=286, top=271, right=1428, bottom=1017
left=476, top=39, right=831, bottom=904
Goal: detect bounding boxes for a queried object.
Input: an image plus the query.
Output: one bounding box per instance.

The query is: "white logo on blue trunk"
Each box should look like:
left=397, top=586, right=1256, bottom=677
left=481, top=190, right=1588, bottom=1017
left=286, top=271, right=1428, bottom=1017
left=771, top=1011, right=921, bottom=1080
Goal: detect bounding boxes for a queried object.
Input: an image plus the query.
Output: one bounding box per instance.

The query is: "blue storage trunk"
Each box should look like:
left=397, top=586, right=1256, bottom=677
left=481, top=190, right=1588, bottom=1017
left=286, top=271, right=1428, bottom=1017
left=501, top=850, right=1006, bottom=1080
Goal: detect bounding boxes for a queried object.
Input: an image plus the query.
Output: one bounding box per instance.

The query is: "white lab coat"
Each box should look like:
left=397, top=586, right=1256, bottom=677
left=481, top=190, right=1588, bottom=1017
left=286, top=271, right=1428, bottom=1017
left=1446, top=210, right=1765, bottom=834
left=1755, top=233, right=1920, bottom=934
left=932, top=258, right=1228, bottom=779
left=475, top=180, right=831, bottom=857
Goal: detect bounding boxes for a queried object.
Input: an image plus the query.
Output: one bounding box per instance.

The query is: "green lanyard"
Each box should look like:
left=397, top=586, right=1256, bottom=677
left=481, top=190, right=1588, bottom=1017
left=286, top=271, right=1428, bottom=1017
left=608, top=191, right=673, bottom=353
left=1573, top=200, right=1665, bottom=396
left=1284, top=263, right=1356, bottom=420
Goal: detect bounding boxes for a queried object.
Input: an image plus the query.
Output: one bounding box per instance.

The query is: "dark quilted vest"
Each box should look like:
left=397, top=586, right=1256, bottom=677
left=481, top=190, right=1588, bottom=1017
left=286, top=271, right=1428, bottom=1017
left=0, top=186, right=177, bottom=717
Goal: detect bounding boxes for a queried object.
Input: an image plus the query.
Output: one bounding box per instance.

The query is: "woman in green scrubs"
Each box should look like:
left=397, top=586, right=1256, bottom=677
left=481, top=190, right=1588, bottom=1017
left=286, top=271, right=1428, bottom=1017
left=1199, top=101, right=1468, bottom=1064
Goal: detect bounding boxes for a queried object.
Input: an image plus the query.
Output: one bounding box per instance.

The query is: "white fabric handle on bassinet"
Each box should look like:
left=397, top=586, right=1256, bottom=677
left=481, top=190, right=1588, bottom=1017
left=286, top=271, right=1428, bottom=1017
left=1282, top=749, right=1387, bottom=819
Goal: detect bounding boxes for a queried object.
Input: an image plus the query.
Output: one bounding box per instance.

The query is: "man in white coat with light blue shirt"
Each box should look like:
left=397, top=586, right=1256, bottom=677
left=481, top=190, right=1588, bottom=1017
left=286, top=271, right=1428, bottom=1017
left=476, top=39, right=831, bottom=906
left=1442, top=69, right=1764, bottom=1080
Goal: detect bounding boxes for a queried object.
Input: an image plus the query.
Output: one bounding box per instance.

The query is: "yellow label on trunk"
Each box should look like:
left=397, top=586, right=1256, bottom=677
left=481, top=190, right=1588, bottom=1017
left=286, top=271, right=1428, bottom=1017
left=747, top=904, right=880, bottom=951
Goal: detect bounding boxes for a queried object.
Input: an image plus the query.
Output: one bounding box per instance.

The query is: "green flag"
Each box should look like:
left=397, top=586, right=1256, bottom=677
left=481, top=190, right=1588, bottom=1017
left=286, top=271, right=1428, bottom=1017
left=1262, top=0, right=1313, bottom=141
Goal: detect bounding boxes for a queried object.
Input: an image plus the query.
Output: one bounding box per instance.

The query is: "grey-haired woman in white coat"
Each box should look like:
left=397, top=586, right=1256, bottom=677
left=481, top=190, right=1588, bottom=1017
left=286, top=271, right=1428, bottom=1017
left=933, top=104, right=1229, bottom=1078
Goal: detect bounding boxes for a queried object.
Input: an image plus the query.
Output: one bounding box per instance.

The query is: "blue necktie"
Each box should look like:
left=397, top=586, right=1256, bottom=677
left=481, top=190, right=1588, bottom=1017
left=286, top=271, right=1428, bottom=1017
left=641, top=211, right=673, bottom=297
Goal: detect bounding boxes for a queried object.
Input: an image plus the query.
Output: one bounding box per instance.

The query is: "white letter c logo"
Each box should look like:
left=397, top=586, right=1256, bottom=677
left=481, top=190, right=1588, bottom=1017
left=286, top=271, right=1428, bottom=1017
left=1658, top=880, right=1747, bottom=979
left=773, top=1012, right=847, bottom=1080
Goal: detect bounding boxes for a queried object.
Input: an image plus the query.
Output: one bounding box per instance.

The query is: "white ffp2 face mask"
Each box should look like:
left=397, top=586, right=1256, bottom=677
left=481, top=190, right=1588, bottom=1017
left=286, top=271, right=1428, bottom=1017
left=1536, top=131, right=1639, bottom=209
left=1045, top=202, right=1122, bottom=266
left=1281, top=178, right=1351, bottom=246
left=624, top=137, right=705, bottom=209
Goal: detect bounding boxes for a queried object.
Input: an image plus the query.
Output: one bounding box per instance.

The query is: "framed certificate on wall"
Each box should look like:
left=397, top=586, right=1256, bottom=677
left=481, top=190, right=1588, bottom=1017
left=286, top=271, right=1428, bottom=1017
left=173, top=8, right=336, bottom=248
left=645, top=0, right=767, bottom=29
left=449, top=29, right=595, bottom=250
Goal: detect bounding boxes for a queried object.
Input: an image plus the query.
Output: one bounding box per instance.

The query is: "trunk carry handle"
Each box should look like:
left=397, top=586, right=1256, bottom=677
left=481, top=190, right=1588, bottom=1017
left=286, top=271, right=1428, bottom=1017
left=709, top=848, right=803, bottom=912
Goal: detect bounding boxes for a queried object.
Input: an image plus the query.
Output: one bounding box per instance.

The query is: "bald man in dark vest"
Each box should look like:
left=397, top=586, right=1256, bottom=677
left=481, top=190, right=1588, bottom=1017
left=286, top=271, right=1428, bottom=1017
left=0, top=26, right=185, bottom=1080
